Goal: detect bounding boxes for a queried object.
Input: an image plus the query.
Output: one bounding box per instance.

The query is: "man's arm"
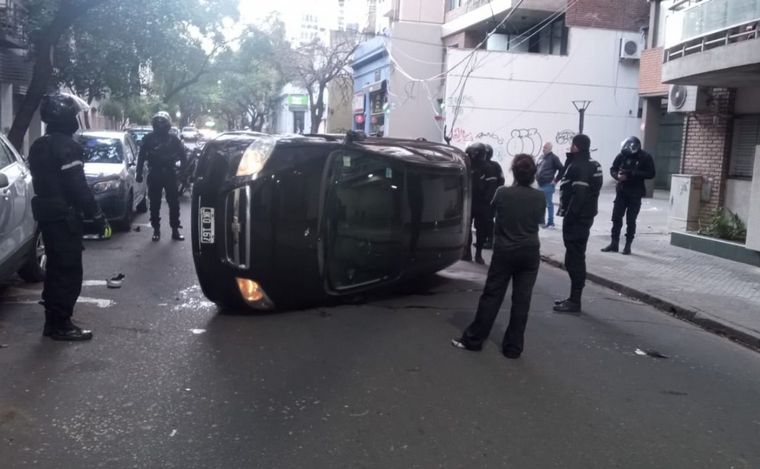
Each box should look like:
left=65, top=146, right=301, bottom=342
left=59, top=143, right=102, bottom=220
left=552, top=154, right=564, bottom=182
left=564, top=164, right=590, bottom=221
left=174, top=137, right=187, bottom=169
left=136, top=135, right=148, bottom=181
left=633, top=152, right=656, bottom=180
left=610, top=154, right=623, bottom=181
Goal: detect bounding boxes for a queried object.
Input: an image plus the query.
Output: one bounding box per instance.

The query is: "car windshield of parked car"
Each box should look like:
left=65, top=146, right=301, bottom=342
left=78, top=137, right=124, bottom=163
left=127, top=129, right=150, bottom=144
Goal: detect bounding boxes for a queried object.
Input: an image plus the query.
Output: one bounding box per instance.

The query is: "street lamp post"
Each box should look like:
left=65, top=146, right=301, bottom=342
left=572, top=100, right=591, bottom=134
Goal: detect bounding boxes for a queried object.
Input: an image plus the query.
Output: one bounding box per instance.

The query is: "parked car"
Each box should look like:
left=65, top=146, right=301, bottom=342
left=126, top=126, right=152, bottom=149
left=191, top=131, right=471, bottom=312
left=181, top=126, right=202, bottom=141
left=0, top=133, right=45, bottom=283
left=77, top=131, right=148, bottom=231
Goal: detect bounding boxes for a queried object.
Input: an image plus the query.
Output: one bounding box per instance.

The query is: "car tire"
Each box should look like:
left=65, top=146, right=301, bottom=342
left=136, top=196, right=148, bottom=213
left=113, top=192, right=133, bottom=231
left=18, top=231, right=46, bottom=283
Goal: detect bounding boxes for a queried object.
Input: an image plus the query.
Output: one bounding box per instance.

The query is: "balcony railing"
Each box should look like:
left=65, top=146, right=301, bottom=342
left=665, top=0, right=760, bottom=49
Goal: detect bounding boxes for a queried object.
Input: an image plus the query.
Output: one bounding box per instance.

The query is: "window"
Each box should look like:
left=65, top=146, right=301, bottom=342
left=729, top=115, right=760, bottom=178
left=77, top=137, right=124, bottom=163
left=325, top=150, right=404, bottom=289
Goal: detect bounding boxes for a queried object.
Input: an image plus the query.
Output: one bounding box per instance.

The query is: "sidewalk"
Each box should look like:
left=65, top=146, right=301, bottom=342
left=537, top=188, right=760, bottom=350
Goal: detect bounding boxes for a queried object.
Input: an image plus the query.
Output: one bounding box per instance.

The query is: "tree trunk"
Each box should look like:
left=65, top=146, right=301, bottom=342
left=8, top=41, right=55, bottom=151
left=7, top=0, right=102, bottom=151
left=310, top=84, right=326, bottom=134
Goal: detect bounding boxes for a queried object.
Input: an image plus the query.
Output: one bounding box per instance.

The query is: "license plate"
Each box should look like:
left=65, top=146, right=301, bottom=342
left=200, top=207, right=215, bottom=244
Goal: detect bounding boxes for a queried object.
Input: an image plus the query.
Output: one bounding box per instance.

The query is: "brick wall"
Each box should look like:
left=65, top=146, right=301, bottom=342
left=566, top=0, right=649, bottom=32
left=681, top=88, right=736, bottom=223
left=639, top=47, right=669, bottom=97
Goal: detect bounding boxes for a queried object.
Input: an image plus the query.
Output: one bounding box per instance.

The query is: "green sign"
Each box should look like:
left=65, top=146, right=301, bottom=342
left=287, top=95, right=308, bottom=106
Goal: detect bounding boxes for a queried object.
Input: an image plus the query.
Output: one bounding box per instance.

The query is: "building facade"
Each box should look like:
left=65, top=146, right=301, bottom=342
left=351, top=1, right=447, bottom=141
left=443, top=0, right=649, bottom=183
left=641, top=0, right=760, bottom=251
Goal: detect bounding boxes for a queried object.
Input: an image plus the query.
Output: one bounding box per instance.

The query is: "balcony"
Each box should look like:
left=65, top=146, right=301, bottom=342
left=662, top=0, right=760, bottom=87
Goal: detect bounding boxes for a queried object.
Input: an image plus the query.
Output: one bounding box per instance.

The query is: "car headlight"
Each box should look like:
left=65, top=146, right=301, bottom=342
left=92, top=179, right=122, bottom=194
left=236, top=137, right=275, bottom=178
left=236, top=278, right=276, bottom=310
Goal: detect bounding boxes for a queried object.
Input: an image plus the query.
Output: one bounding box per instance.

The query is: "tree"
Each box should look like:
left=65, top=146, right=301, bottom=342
left=288, top=31, right=361, bottom=134
left=8, top=0, right=238, bottom=150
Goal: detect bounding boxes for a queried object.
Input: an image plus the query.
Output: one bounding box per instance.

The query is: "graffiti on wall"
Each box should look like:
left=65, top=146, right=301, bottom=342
left=555, top=129, right=577, bottom=145
left=506, top=128, right=543, bottom=157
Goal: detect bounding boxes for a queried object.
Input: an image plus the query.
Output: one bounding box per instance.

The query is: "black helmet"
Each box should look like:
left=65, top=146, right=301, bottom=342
left=151, top=111, right=172, bottom=134
left=465, top=142, right=487, bottom=162
left=484, top=144, right=494, bottom=161
left=40, top=93, right=88, bottom=126
left=621, top=136, right=641, bottom=157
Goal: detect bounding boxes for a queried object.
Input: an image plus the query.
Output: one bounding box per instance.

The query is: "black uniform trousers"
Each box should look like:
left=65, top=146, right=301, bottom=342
left=562, top=218, right=593, bottom=293
left=467, top=208, right=493, bottom=250
left=611, top=191, right=642, bottom=241
left=148, top=168, right=180, bottom=229
left=461, top=247, right=540, bottom=354
left=40, top=219, right=84, bottom=321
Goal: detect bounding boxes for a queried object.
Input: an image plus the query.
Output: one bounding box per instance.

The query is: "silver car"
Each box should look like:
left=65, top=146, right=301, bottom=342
left=0, top=133, right=45, bottom=283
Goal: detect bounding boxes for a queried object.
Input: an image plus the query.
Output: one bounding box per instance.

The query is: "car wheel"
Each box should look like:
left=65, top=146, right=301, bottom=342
left=136, top=196, right=148, bottom=213
left=113, top=192, right=134, bottom=231
left=18, top=231, right=46, bottom=283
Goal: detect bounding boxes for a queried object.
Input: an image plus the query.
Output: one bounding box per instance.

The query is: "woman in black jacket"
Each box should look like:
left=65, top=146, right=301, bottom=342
left=452, top=154, right=546, bottom=359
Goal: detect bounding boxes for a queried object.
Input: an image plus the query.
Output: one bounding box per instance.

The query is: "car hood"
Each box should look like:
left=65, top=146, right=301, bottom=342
left=84, top=162, right=123, bottom=181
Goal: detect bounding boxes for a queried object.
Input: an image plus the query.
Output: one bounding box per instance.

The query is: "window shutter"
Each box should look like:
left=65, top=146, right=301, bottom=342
left=730, top=115, right=760, bottom=178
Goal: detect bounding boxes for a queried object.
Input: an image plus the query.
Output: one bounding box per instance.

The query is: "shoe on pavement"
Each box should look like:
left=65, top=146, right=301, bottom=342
left=502, top=347, right=521, bottom=359
left=475, top=255, right=486, bottom=265
left=152, top=228, right=160, bottom=242
left=553, top=300, right=581, bottom=314
left=451, top=338, right=482, bottom=351
left=601, top=239, right=619, bottom=253
left=622, top=242, right=632, bottom=255
left=48, top=319, right=93, bottom=341
left=172, top=228, right=185, bottom=241
left=554, top=297, right=571, bottom=306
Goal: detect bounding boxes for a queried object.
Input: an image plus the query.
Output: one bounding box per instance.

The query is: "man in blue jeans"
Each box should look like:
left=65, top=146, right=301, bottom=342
left=536, top=142, right=564, bottom=228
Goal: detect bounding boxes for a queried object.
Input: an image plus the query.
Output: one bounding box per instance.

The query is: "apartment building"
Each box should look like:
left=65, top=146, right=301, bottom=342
left=641, top=0, right=760, bottom=253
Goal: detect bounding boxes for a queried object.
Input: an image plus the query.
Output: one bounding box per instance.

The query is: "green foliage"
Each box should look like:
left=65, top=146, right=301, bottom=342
left=98, top=100, right=124, bottom=122
left=699, top=208, right=747, bottom=243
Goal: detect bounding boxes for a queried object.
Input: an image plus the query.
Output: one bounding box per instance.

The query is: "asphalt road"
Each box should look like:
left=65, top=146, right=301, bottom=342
left=1, top=199, right=759, bottom=469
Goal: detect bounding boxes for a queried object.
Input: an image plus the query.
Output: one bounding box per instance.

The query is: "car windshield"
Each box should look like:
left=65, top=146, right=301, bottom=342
left=127, top=129, right=150, bottom=143
left=78, top=137, right=123, bottom=163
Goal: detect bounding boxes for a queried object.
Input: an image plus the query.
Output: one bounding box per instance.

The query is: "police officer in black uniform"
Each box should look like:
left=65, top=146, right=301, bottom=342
left=28, top=93, right=111, bottom=341
left=553, top=134, right=603, bottom=314
left=482, top=144, right=504, bottom=250
left=136, top=112, right=186, bottom=241
left=601, top=136, right=656, bottom=255
left=463, top=143, right=499, bottom=264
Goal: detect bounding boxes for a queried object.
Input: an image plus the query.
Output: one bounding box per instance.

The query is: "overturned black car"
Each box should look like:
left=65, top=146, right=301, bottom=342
left=191, top=131, right=471, bottom=311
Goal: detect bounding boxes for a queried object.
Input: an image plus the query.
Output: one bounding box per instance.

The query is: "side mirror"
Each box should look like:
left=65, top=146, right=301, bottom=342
left=0, top=173, right=9, bottom=189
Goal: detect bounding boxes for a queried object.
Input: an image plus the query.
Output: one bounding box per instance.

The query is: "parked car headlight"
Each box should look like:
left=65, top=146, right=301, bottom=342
left=92, top=179, right=121, bottom=193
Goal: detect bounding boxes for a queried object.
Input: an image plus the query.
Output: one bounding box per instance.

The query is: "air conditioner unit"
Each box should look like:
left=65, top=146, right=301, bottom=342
left=667, top=85, right=709, bottom=113
left=620, top=37, right=642, bottom=60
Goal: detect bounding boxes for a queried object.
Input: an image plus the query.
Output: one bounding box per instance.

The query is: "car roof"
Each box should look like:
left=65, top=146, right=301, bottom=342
left=79, top=131, right=127, bottom=141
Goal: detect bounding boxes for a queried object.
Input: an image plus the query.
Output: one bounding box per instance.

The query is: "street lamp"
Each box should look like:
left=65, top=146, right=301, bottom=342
left=572, top=100, right=591, bottom=134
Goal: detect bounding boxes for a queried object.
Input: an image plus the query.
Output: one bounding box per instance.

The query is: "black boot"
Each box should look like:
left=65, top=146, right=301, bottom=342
left=43, top=311, right=54, bottom=337
left=553, top=289, right=582, bottom=313
left=152, top=227, right=161, bottom=242
left=474, top=248, right=485, bottom=265
left=48, top=318, right=93, bottom=342
left=462, top=248, right=472, bottom=262
left=172, top=228, right=185, bottom=241
left=622, top=239, right=632, bottom=255
left=601, top=238, right=619, bottom=253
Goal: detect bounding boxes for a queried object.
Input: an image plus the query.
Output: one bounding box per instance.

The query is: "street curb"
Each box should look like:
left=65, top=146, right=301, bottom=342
left=540, top=254, right=760, bottom=352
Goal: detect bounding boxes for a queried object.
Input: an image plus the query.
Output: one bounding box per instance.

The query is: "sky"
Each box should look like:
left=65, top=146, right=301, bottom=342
left=238, top=0, right=372, bottom=39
